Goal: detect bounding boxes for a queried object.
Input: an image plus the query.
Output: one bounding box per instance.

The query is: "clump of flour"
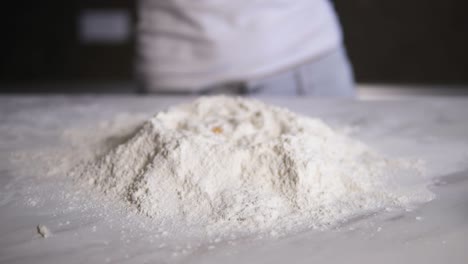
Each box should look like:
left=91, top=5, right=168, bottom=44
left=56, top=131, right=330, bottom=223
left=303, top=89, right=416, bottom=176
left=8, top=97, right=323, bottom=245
left=75, top=96, right=433, bottom=235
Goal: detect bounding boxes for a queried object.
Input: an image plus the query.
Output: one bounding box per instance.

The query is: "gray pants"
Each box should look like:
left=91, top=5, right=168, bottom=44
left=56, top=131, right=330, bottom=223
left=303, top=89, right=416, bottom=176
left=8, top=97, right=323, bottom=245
left=201, top=46, right=355, bottom=97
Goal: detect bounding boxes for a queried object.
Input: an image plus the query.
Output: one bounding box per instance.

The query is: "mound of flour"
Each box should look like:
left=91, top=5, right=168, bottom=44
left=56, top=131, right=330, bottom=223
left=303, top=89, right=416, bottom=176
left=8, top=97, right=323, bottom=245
left=76, top=96, right=433, bottom=234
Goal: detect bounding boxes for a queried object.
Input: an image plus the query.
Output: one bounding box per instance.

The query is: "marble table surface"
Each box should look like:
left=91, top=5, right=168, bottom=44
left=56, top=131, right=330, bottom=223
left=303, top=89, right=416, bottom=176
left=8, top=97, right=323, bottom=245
left=1, top=95, right=467, bottom=264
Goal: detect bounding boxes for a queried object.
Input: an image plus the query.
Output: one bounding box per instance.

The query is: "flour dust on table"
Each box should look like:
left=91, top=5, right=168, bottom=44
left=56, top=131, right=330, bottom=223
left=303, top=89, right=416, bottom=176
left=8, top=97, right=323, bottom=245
left=74, top=96, right=434, bottom=236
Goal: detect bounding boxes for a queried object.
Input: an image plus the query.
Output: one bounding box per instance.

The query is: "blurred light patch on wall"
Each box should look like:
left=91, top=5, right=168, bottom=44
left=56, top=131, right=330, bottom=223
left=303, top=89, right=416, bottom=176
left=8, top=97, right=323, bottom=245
left=79, top=9, right=131, bottom=44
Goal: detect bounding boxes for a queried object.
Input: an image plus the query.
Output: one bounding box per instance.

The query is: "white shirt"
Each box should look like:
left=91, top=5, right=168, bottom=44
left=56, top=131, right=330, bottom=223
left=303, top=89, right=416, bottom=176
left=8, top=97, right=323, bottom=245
left=137, top=0, right=342, bottom=92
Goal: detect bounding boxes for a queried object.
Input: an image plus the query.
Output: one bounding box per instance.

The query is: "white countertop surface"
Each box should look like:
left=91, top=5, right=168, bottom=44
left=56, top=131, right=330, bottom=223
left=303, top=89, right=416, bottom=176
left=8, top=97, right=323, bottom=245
left=1, top=95, right=468, bottom=264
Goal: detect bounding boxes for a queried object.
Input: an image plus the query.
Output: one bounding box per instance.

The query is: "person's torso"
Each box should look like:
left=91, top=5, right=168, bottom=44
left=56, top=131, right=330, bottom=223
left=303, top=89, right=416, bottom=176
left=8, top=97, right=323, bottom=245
left=137, top=0, right=342, bottom=91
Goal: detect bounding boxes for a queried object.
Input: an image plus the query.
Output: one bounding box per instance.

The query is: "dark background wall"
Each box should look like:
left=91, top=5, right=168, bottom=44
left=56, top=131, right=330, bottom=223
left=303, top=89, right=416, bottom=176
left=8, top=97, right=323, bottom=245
left=1, top=0, right=467, bottom=91
left=0, top=1, right=135, bottom=84
left=335, top=0, right=468, bottom=84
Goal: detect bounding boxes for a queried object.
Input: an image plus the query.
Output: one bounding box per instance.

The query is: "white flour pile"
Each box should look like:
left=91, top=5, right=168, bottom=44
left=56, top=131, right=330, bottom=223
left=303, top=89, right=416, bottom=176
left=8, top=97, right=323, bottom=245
left=75, top=96, right=433, bottom=235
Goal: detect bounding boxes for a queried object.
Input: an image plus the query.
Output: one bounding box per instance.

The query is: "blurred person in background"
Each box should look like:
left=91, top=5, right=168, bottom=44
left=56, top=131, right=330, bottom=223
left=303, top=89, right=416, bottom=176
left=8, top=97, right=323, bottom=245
left=137, top=0, right=354, bottom=97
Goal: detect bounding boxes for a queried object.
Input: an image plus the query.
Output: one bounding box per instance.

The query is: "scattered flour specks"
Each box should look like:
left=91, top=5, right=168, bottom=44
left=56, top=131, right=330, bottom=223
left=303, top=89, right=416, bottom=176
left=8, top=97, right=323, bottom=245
left=37, top=224, right=51, bottom=238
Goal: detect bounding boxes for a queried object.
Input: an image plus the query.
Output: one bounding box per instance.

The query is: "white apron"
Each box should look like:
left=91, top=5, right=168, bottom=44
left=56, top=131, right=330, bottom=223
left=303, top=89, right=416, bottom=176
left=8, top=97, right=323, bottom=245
left=137, top=0, right=342, bottom=92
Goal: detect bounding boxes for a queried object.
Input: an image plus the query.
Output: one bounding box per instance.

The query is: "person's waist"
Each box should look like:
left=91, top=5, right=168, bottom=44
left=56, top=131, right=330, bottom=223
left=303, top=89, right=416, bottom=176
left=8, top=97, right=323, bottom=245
left=139, top=35, right=341, bottom=93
